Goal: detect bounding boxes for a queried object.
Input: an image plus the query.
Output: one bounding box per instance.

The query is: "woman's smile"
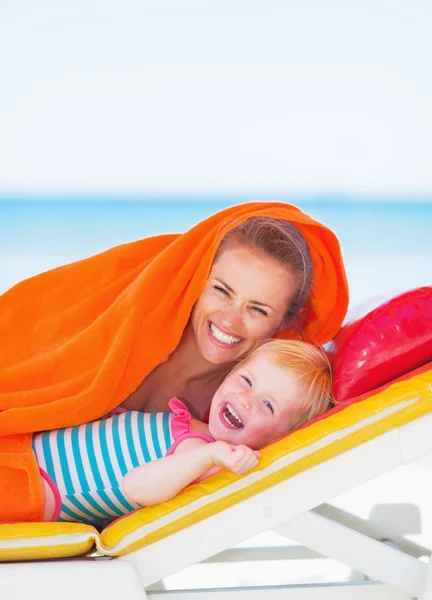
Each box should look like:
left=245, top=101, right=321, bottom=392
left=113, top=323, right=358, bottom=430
left=208, top=321, right=243, bottom=347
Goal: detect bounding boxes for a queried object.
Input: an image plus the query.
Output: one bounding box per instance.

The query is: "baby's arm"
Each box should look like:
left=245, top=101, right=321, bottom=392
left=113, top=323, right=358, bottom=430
left=122, top=439, right=260, bottom=506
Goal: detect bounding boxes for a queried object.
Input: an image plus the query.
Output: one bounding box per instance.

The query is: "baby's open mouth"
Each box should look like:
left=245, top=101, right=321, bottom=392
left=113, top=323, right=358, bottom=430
left=222, top=403, right=244, bottom=429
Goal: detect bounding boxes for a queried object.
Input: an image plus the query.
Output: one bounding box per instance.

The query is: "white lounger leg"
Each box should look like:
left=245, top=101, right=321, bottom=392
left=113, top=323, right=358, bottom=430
left=0, top=558, right=147, bottom=600
left=314, top=503, right=430, bottom=559
left=145, top=581, right=409, bottom=599
left=420, top=556, right=432, bottom=600
left=275, top=509, right=428, bottom=598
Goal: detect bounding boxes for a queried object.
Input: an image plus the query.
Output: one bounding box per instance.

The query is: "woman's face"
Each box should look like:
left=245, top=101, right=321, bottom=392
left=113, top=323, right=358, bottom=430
left=190, top=242, right=298, bottom=365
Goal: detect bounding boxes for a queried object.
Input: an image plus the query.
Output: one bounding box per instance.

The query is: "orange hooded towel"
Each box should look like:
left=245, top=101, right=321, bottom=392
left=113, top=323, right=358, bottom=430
left=0, top=202, right=349, bottom=521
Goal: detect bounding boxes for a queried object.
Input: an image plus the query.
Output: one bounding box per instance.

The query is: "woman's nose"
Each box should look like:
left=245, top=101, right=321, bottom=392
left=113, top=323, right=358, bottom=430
left=220, top=305, right=243, bottom=329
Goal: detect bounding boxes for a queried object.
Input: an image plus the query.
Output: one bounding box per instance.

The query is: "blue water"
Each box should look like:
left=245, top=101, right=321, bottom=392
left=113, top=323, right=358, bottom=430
left=1, top=199, right=431, bottom=310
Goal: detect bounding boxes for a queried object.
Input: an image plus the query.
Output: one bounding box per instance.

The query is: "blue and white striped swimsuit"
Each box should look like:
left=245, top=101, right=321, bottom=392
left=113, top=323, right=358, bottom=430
left=33, top=410, right=175, bottom=524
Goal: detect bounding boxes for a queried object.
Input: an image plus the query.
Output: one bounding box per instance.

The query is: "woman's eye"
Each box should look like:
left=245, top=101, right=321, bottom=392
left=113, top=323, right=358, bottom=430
left=264, top=400, right=274, bottom=414
left=241, top=375, right=252, bottom=387
left=251, top=306, right=268, bottom=317
left=214, top=285, right=230, bottom=296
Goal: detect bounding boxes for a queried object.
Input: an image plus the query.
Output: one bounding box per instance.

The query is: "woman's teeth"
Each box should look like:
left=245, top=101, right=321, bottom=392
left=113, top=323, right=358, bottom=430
left=223, top=403, right=244, bottom=428
left=210, top=323, right=241, bottom=345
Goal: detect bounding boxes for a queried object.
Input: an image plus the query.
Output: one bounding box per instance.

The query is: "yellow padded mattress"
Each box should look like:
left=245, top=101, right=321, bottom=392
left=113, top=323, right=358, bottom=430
left=1, top=365, right=431, bottom=562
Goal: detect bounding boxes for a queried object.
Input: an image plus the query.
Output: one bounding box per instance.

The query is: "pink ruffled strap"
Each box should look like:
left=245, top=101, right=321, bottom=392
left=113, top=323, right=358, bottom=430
left=167, top=397, right=215, bottom=456
left=168, top=397, right=194, bottom=439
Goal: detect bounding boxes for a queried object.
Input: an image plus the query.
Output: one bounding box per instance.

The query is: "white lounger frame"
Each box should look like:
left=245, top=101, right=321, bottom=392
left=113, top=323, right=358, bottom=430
left=1, top=410, right=431, bottom=600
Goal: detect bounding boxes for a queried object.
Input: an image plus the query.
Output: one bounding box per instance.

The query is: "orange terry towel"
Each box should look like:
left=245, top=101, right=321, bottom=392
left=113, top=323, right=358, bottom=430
left=0, top=201, right=349, bottom=520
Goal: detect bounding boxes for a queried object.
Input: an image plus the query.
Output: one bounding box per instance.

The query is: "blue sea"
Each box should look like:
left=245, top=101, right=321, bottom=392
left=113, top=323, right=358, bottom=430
left=1, top=199, right=431, bottom=313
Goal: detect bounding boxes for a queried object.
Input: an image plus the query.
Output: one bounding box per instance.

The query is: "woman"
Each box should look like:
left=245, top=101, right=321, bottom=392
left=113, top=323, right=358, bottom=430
left=118, top=216, right=316, bottom=420
left=0, top=201, right=348, bottom=521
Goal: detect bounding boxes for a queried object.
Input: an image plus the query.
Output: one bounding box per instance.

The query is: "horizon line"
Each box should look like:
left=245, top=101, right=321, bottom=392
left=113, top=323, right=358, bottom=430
left=1, top=193, right=432, bottom=204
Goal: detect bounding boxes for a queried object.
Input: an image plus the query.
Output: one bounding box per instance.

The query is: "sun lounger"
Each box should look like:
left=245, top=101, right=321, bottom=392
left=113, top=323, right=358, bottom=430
left=1, top=361, right=431, bottom=600
left=1, top=286, right=431, bottom=599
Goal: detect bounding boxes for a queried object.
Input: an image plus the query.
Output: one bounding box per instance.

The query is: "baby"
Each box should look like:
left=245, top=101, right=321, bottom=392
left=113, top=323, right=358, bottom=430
left=34, top=340, right=332, bottom=523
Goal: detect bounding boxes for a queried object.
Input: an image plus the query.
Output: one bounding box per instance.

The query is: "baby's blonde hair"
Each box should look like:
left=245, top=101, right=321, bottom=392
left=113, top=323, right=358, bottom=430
left=240, top=339, right=332, bottom=433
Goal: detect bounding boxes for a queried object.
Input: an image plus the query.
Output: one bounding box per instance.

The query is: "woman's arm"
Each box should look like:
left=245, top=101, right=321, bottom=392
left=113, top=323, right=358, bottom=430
left=122, top=439, right=260, bottom=506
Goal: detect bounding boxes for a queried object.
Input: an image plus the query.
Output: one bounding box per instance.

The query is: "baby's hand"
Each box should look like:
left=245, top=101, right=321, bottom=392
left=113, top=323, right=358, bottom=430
left=210, top=440, right=260, bottom=475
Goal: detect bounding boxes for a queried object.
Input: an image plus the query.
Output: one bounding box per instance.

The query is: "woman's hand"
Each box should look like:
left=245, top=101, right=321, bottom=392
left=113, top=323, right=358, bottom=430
left=209, top=440, right=260, bottom=475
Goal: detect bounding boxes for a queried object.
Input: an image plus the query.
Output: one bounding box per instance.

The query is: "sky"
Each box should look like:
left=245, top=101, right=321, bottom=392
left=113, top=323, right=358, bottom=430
left=1, top=1, right=431, bottom=197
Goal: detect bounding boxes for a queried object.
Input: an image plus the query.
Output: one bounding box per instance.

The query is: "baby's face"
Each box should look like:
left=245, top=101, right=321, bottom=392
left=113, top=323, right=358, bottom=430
left=208, top=353, right=305, bottom=450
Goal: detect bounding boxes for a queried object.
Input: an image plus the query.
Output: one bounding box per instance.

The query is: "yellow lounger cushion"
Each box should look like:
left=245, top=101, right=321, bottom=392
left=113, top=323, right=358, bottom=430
left=1, top=367, right=431, bottom=562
